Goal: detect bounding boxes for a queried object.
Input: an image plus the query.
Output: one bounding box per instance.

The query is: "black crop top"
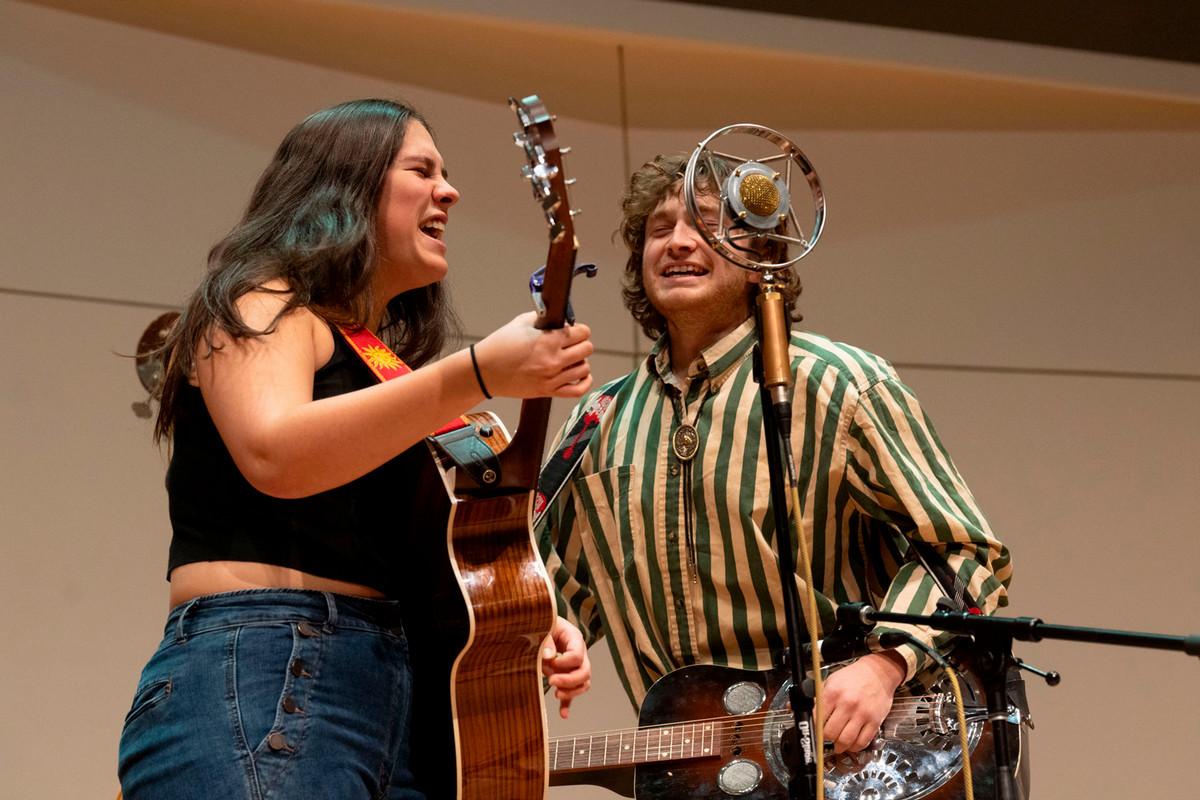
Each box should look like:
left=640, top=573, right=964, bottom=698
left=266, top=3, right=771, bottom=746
left=165, top=326, right=439, bottom=595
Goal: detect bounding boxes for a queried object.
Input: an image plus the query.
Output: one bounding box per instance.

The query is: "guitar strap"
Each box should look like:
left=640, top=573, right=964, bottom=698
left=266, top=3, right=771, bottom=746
left=335, top=325, right=502, bottom=486
left=901, top=530, right=1032, bottom=728
left=532, top=375, right=629, bottom=525
left=904, top=536, right=982, bottom=614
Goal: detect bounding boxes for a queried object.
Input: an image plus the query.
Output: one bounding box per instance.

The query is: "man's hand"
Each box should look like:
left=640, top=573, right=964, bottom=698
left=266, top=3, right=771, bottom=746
left=541, top=616, right=592, bottom=719
left=819, top=651, right=907, bottom=753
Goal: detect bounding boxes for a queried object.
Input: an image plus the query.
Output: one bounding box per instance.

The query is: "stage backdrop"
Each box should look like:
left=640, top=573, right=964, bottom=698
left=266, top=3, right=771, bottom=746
left=2, top=1, right=1198, bottom=798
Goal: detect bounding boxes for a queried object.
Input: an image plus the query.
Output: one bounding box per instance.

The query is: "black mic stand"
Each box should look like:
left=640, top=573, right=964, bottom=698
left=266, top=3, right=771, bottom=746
left=859, top=606, right=1200, bottom=800
left=753, top=270, right=818, bottom=800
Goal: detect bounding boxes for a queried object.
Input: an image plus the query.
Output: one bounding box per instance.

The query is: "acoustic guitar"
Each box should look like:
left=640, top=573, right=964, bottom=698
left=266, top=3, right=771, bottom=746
left=549, top=655, right=1031, bottom=799
left=399, top=95, right=584, bottom=800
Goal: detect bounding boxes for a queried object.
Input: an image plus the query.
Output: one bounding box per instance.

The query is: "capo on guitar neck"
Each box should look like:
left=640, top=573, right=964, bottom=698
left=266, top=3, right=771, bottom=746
left=530, top=263, right=598, bottom=323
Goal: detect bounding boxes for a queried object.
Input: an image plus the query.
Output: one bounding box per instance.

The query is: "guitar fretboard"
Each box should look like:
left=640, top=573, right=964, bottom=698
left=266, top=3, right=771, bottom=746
left=549, top=720, right=722, bottom=772
left=547, top=690, right=970, bottom=775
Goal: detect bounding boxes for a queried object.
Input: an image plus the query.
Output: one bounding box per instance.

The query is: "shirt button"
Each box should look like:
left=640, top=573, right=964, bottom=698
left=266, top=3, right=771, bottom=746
left=669, top=464, right=680, bottom=477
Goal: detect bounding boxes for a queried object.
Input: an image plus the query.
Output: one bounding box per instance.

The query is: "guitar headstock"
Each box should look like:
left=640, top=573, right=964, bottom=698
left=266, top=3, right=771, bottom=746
left=510, top=95, right=575, bottom=243
left=510, top=95, right=579, bottom=330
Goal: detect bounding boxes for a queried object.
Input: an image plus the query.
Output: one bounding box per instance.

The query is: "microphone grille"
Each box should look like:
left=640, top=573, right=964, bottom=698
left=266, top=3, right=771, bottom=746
left=739, top=173, right=781, bottom=217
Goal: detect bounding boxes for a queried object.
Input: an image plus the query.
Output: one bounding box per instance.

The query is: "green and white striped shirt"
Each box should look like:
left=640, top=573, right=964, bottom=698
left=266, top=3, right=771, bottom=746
left=537, top=318, right=1012, bottom=709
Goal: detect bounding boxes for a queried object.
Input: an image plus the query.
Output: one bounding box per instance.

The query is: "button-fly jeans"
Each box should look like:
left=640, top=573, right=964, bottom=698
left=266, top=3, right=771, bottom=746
left=118, top=589, right=424, bottom=799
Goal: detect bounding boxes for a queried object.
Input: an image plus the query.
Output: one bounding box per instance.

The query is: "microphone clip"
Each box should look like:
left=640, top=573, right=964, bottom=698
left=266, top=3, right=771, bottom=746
left=819, top=603, right=880, bottom=664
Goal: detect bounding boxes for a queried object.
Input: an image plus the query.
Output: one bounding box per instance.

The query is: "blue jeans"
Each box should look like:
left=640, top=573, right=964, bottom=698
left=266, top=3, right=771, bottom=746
left=118, top=589, right=424, bottom=800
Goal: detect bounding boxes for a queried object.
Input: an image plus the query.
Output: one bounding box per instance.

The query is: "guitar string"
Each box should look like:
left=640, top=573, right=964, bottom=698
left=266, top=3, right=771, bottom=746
left=550, top=715, right=974, bottom=770
left=550, top=727, right=974, bottom=771
left=548, top=697, right=976, bottom=766
left=548, top=695, right=958, bottom=745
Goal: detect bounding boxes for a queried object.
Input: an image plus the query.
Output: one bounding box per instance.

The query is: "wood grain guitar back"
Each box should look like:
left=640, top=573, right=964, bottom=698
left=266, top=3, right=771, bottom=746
left=401, top=94, right=583, bottom=799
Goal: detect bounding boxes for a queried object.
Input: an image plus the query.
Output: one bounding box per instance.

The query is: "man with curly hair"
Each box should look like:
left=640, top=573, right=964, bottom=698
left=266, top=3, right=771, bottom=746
left=537, top=153, right=1012, bottom=756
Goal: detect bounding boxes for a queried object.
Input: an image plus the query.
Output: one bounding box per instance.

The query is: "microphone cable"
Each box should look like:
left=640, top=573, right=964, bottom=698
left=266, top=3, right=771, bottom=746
left=788, top=481, right=825, bottom=800
left=881, top=630, right=975, bottom=800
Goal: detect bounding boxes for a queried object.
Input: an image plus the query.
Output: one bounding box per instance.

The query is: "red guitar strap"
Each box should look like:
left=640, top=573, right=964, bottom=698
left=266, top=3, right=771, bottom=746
left=335, top=325, right=466, bottom=436
left=336, top=325, right=506, bottom=486
left=532, top=375, right=628, bottom=524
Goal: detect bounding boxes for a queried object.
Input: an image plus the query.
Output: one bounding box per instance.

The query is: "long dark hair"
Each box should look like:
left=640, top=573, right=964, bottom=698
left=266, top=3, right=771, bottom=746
left=618, top=153, right=800, bottom=340
left=154, top=99, right=458, bottom=441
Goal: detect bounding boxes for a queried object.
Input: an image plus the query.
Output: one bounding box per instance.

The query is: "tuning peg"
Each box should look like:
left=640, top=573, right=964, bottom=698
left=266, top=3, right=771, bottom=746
left=569, top=208, right=582, bottom=217
left=565, top=178, right=577, bottom=186
left=512, top=132, right=528, bottom=146
left=560, top=146, right=572, bottom=155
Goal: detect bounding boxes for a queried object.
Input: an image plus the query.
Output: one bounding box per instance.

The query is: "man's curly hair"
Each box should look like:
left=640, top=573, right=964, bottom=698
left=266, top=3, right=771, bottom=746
left=618, top=152, right=802, bottom=340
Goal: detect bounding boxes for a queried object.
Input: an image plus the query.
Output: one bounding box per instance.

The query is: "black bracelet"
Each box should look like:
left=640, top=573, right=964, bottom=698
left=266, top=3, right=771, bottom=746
left=469, top=344, right=492, bottom=399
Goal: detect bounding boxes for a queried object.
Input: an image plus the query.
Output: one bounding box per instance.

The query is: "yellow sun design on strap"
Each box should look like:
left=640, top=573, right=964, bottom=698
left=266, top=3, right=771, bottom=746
left=361, top=344, right=404, bottom=372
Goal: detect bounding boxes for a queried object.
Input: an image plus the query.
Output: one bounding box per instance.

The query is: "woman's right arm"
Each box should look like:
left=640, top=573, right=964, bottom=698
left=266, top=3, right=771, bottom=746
left=198, top=289, right=593, bottom=499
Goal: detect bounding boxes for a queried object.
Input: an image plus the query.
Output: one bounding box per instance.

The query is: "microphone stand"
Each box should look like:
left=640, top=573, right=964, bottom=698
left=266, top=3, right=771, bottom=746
left=858, top=606, right=1200, bottom=800
left=754, top=270, right=818, bottom=800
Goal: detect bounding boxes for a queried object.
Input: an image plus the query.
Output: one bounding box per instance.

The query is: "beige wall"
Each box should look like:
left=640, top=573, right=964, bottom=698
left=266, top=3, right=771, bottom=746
left=2, top=1, right=1197, bottom=797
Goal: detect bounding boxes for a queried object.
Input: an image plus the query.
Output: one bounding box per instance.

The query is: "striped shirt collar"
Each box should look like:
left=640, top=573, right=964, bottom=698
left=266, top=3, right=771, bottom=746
left=649, top=317, right=758, bottom=393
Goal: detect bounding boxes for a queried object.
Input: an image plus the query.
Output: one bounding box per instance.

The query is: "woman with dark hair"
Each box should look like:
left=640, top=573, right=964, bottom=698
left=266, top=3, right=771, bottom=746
left=118, top=99, right=593, bottom=799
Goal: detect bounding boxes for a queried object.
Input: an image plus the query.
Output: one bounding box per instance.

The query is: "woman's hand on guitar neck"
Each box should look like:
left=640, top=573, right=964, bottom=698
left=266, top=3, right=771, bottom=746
left=541, top=616, right=592, bottom=719
left=473, top=312, right=594, bottom=399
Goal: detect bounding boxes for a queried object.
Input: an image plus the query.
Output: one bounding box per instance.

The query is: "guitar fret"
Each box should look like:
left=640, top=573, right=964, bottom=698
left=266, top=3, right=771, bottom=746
left=546, top=673, right=963, bottom=785
left=550, top=720, right=725, bottom=773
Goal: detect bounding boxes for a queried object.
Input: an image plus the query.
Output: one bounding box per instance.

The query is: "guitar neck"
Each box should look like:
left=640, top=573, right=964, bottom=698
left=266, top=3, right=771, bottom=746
left=489, top=397, right=551, bottom=492
left=548, top=688, right=971, bottom=776
left=549, top=719, right=723, bottom=774
left=454, top=94, right=579, bottom=497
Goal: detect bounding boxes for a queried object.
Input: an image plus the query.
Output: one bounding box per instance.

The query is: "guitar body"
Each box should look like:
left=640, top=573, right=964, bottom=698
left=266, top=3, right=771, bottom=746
left=400, top=95, right=582, bottom=798
left=447, top=487, right=555, bottom=799
left=551, top=658, right=1031, bottom=800
left=401, top=417, right=554, bottom=799
left=637, top=664, right=790, bottom=800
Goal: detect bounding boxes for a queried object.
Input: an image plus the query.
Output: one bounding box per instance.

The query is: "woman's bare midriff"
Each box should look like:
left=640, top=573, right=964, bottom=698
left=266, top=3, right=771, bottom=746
left=169, top=561, right=386, bottom=608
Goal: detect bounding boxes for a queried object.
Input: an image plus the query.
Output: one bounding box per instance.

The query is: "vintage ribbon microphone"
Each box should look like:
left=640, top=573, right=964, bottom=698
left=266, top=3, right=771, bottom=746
left=683, top=125, right=826, bottom=800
